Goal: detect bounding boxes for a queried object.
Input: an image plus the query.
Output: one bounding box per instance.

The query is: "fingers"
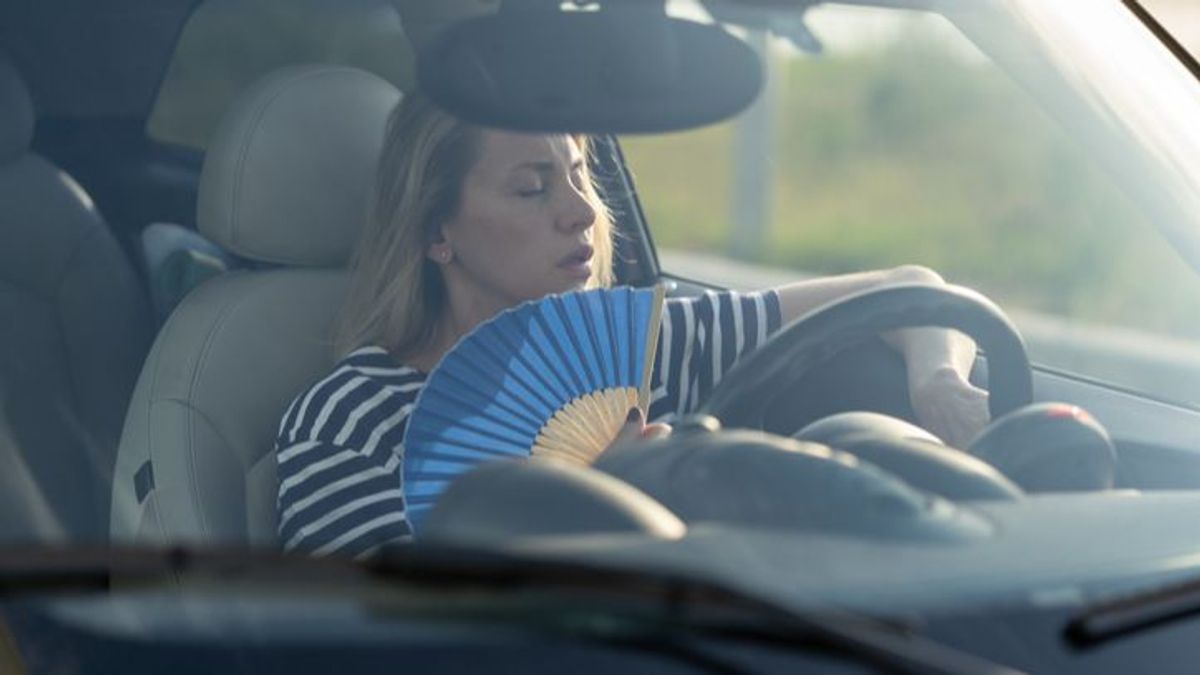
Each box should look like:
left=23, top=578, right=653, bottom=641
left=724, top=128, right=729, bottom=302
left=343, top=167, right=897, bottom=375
left=913, top=380, right=991, bottom=449
left=608, top=407, right=645, bottom=451
left=953, top=386, right=991, bottom=443
left=940, top=389, right=988, bottom=446
left=640, top=422, right=673, bottom=441
left=605, top=409, right=672, bottom=457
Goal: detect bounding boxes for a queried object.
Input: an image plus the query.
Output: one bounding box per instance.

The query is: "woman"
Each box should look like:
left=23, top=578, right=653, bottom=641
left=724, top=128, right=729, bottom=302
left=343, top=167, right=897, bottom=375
left=274, top=93, right=988, bottom=559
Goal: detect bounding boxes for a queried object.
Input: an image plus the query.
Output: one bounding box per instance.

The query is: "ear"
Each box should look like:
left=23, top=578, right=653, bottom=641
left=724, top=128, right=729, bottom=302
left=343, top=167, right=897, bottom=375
left=426, top=228, right=454, bottom=265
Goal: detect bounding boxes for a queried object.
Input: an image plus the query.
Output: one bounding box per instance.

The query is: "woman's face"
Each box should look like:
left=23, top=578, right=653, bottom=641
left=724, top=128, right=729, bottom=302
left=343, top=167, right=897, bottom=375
left=434, top=131, right=598, bottom=312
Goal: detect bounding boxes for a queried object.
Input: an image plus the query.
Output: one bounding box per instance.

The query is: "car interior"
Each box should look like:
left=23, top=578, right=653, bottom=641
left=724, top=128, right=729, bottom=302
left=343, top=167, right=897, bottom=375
left=5, top=0, right=1200, bottom=558
left=109, top=64, right=404, bottom=549
left=0, top=0, right=665, bottom=550
left=0, top=49, right=151, bottom=544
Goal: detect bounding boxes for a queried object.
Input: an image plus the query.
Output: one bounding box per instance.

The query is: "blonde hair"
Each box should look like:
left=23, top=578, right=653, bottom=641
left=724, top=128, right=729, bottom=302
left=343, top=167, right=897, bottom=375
left=336, top=93, right=615, bottom=358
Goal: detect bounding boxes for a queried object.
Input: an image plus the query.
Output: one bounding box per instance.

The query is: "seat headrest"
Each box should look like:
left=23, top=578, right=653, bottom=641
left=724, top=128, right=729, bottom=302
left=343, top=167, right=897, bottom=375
left=198, top=66, right=402, bottom=268
left=0, top=54, right=34, bottom=164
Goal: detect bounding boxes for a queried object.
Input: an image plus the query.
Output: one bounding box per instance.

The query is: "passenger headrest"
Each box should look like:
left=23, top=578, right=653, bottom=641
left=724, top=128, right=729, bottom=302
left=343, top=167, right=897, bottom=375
left=198, top=66, right=402, bottom=267
left=0, top=54, right=34, bottom=164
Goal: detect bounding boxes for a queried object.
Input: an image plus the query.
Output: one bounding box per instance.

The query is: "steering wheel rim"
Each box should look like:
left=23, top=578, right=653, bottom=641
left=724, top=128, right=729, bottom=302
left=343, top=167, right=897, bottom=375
left=700, top=283, right=1033, bottom=430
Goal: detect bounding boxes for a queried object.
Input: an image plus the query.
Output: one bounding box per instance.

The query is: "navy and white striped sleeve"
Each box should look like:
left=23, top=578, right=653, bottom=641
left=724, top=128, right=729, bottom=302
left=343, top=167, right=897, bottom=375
left=647, top=289, right=781, bottom=422
left=275, top=350, right=422, bottom=559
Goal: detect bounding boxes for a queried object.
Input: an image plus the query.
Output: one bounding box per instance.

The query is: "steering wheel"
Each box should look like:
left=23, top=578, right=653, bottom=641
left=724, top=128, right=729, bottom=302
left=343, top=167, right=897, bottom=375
left=700, top=283, right=1033, bottom=431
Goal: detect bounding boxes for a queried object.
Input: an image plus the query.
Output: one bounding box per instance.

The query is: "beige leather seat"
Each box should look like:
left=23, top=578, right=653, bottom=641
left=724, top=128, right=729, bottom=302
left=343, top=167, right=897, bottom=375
left=110, top=66, right=401, bottom=548
left=0, top=53, right=152, bottom=542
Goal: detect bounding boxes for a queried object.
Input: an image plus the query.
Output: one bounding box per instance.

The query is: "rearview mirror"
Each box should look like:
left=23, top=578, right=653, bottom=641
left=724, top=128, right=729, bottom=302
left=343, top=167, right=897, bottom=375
left=417, top=3, right=763, bottom=133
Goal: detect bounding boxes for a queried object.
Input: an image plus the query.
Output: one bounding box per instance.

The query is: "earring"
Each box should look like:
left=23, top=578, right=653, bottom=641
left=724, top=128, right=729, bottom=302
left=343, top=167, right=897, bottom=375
left=441, top=249, right=453, bottom=263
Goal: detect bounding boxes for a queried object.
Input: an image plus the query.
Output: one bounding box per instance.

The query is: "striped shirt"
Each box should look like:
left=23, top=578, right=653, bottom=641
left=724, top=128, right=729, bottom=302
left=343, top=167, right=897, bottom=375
left=275, top=289, right=781, bottom=559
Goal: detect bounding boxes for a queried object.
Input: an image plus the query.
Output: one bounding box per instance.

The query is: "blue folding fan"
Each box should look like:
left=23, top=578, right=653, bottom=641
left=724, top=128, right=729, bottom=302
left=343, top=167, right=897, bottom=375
left=401, top=285, right=666, bottom=529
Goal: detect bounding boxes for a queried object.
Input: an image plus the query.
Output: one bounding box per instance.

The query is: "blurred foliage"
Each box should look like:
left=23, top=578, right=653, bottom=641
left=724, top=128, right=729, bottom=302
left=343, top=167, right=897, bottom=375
left=622, top=40, right=1200, bottom=341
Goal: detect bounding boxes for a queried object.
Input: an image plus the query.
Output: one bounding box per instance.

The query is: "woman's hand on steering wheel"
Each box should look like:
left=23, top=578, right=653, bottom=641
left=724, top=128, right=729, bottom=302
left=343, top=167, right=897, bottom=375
left=908, top=366, right=990, bottom=449
left=701, top=283, right=1032, bottom=439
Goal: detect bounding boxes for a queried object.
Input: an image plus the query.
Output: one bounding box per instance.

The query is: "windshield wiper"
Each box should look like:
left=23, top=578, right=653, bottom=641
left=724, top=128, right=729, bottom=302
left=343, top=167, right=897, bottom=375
left=367, top=544, right=1022, bottom=675
left=1065, top=573, right=1200, bottom=649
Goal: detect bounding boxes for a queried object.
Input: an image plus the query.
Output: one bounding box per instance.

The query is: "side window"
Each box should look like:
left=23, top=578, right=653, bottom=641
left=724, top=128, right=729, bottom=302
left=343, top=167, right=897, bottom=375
left=147, top=0, right=413, bottom=150
left=623, top=5, right=1200, bottom=404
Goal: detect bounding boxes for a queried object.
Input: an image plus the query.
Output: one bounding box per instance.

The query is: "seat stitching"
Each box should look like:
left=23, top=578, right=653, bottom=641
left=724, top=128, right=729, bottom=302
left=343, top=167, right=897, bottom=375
left=159, top=397, right=249, bottom=541
left=182, top=272, right=316, bottom=539
left=175, top=272, right=254, bottom=538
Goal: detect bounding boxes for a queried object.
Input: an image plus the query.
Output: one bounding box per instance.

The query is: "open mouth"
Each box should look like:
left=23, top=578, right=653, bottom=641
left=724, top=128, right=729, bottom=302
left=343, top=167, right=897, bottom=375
left=558, top=245, right=595, bottom=279
left=560, top=245, right=594, bottom=265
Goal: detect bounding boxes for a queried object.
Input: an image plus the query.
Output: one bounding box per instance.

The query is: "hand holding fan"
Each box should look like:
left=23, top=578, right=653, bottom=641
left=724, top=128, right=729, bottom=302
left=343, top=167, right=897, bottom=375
left=402, top=285, right=666, bottom=528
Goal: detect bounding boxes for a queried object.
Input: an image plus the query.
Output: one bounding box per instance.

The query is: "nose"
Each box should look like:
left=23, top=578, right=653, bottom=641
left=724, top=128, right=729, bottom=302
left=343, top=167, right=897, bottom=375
left=557, top=182, right=597, bottom=233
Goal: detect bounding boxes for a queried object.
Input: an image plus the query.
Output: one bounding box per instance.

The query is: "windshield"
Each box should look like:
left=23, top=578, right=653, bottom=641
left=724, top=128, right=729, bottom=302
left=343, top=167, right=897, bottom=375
left=630, top=0, right=1200, bottom=403
left=8, top=0, right=1200, bottom=670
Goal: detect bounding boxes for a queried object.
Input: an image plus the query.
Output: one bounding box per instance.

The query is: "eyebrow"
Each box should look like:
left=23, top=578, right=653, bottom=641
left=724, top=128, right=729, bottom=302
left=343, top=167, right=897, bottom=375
left=512, top=158, right=586, bottom=173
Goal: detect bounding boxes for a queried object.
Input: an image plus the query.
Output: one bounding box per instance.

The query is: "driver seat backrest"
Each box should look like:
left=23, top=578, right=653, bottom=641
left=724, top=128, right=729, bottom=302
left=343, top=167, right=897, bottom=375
left=110, top=66, right=401, bottom=548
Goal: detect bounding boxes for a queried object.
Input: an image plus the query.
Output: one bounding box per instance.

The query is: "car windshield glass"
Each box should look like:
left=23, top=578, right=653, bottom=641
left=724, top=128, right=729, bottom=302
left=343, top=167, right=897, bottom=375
left=9, top=0, right=1200, bottom=669
left=629, top=0, right=1200, bottom=403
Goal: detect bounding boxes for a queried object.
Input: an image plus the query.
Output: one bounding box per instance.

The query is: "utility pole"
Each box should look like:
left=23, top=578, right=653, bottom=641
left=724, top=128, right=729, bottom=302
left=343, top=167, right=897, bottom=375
left=729, top=28, right=777, bottom=261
